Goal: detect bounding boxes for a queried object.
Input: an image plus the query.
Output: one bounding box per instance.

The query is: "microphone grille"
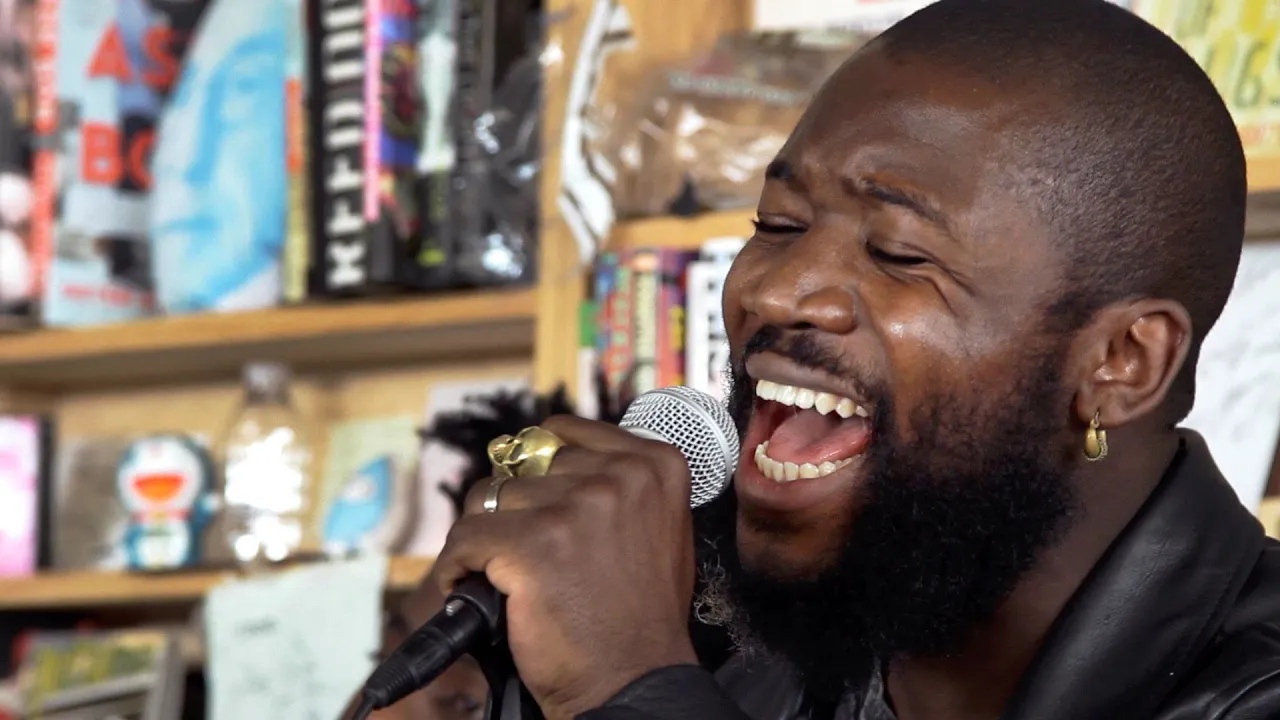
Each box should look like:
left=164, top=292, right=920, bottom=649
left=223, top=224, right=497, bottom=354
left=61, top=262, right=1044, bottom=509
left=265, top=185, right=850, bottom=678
left=619, top=386, right=739, bottom=508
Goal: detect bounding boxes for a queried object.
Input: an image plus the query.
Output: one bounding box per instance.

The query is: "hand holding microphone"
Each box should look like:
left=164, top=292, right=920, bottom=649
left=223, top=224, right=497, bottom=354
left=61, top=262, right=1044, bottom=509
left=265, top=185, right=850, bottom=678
left=357, top=387, right=739, bottom=719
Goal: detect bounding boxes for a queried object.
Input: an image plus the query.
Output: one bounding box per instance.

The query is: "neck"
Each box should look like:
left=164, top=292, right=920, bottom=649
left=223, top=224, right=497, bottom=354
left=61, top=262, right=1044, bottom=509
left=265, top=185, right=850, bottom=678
left=883, top=429, right=1181, bottom=720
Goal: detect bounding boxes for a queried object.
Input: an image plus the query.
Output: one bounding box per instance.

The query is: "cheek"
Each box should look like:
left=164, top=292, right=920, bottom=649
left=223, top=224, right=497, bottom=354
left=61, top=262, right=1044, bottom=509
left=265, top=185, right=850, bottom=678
left=872, top=293, right=961, bottom=374
left=878, top=306, right=1030, bottom=379
left=868, top=292, right=1017, bottom=437
left=874, top=288, right=969, bottom=356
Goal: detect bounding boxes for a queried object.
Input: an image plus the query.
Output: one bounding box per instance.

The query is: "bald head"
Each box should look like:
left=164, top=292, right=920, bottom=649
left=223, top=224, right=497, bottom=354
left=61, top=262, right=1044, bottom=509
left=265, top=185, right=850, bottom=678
left=874, top=0, right=1246, bottom=420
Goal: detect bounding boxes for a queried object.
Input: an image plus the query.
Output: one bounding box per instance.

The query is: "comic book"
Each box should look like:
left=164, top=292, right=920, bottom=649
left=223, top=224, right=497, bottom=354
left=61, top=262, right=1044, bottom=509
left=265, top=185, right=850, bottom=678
left=32, top=0, right=209, bottom=327
left=0, top=414, right=51, bottom=578
left=148, top=0, right=288, bottom=314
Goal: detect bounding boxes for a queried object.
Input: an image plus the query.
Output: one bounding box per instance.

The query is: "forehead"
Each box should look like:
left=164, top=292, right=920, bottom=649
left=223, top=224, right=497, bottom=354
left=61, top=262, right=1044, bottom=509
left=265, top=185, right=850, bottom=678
left=778, top=46, right=1045, bottom=243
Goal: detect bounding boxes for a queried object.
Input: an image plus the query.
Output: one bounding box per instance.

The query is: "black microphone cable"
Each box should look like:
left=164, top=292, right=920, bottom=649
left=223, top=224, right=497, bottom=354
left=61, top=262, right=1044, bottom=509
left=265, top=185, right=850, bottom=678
left=353, top=575, right=504, bottom=715
left=349, top=696, right=376, bottom=720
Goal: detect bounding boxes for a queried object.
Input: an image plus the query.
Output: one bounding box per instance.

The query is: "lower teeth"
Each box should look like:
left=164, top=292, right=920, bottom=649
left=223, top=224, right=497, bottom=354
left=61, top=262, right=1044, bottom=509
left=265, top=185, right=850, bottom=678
left=753, top=441, right=855, bottom=483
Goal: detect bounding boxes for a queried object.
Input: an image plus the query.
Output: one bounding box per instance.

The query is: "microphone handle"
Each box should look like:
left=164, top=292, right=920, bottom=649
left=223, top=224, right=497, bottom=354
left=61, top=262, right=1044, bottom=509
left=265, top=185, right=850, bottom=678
left=360, top=574, right=504, bottom=710
left=365, top=423, right=668, bottom=708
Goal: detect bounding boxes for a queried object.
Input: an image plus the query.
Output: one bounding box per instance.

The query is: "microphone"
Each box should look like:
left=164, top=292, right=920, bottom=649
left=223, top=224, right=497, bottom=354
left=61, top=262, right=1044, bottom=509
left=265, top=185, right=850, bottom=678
left=353, top=386, right=740, bottom=717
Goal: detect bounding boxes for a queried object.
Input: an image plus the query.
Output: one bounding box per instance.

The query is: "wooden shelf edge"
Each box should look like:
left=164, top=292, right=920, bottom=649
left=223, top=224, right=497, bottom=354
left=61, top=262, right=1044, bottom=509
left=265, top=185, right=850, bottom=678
left=0, top=556, right=433, bottom=611
left=0, top=289, right=538, bottom=391
left=0, top=289, right=536, bottom=365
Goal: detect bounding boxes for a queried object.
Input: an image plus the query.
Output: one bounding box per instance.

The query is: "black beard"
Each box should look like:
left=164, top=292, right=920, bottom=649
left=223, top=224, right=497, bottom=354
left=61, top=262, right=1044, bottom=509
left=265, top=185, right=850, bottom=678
left=691, top=328, right=1079, bottom=712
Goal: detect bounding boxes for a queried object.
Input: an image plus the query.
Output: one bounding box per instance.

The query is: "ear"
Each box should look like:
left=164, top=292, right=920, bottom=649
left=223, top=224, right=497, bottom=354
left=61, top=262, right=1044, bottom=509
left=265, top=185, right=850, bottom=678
left=1072, top=298, right=1192, bottom=427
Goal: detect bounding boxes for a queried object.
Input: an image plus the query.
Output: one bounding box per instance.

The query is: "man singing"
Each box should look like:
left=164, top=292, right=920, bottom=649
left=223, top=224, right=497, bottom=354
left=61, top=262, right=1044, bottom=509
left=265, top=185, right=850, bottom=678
left=424, top=0, right=1280, bottom=718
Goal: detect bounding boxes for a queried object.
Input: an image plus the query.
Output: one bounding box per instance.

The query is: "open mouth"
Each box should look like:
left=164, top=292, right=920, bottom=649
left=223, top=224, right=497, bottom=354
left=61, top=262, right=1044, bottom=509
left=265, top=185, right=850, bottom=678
left=750, top=379, right=874, bottom=483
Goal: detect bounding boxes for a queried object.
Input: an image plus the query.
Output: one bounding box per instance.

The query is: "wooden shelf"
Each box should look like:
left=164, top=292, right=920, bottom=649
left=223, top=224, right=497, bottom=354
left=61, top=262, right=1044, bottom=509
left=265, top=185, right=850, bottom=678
left=0, top=556, right=433, bottom=611
left=1251, top=157, right=1280, bottom=196
left=0, top=289, right=537, bottom=392
left=612, top=210, right=754, bottom=251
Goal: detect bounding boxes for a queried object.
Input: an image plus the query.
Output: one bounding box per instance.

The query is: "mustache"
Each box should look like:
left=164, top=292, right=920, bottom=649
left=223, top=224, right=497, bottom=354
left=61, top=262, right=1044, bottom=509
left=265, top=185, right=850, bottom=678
left=740, top=325, right=864, bottom=387
left=727, top=325, right=884, bottom=438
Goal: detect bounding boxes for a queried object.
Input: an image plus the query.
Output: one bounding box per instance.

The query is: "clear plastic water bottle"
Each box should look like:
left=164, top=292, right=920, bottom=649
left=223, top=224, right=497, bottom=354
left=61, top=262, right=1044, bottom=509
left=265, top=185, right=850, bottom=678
left=219, top=361, right=315, bottom=567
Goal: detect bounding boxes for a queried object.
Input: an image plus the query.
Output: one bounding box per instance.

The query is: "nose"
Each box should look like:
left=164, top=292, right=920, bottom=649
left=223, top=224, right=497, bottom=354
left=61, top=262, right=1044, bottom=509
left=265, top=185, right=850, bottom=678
left=741, top=241, right=859, bottom=335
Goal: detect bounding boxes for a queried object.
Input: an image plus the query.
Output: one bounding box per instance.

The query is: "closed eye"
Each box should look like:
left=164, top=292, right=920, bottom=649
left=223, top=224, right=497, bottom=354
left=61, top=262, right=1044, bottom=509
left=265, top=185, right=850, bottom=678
left=869, top=245, right=928, bottom=266
left=751, top=218, right=804, bottom=235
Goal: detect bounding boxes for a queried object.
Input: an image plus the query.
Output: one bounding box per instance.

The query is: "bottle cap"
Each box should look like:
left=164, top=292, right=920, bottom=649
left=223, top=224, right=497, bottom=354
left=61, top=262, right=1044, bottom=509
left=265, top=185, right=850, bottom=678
left=243, top=361, right=291, bottom=397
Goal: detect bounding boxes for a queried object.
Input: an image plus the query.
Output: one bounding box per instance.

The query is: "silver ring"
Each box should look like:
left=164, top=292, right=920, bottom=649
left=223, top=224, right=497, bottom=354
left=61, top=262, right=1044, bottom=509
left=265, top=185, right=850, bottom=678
left=483, top=475, right=512, bottom=513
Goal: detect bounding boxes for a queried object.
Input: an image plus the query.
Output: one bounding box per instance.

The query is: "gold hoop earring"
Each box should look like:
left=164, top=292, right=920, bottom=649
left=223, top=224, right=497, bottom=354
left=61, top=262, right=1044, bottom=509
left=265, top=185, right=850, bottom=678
left=1084, top=411, right=1108, bottom=462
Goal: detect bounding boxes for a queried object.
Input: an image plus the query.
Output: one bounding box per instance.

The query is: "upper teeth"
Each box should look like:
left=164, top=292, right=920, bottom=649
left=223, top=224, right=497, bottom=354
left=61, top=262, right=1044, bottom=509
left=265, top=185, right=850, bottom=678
left=755, top=380, right=869, bottom=419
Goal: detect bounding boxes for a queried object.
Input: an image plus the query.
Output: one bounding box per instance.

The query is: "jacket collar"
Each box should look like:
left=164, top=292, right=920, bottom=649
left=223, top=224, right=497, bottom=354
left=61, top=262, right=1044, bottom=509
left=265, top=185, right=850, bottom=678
left=1001, top=430, right=1267, bottom=720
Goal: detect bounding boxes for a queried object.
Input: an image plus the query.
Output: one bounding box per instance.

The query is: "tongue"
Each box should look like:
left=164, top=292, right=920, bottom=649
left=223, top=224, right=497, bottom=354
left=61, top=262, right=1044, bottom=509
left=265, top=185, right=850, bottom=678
left=766, top=409, right=872, bottom=465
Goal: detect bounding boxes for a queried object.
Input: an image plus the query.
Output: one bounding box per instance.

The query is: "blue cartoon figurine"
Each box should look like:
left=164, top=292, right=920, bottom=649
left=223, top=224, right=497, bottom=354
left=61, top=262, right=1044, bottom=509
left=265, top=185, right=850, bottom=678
left=323, top=455, right=406, bottom=557
left=116, top=434, right=216, bottom=571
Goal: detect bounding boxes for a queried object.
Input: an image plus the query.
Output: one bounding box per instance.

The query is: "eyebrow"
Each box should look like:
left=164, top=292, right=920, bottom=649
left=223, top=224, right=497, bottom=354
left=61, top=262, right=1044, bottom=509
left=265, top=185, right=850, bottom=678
left=765, top=159, right=958, bottom=240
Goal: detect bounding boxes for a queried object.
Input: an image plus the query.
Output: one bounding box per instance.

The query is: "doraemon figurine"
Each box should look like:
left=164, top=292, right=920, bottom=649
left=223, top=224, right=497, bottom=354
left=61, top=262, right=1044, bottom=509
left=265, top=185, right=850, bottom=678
left=116, top=434, right=216, bottom=571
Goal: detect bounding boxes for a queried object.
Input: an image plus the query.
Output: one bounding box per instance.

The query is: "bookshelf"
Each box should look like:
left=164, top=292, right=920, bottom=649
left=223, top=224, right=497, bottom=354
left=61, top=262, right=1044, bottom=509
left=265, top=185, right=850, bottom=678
left=0, top=0, right=755, bottom=616
left=9, top=0, right=1275, bottom=612
left=0, top=556, right=433, bottom=611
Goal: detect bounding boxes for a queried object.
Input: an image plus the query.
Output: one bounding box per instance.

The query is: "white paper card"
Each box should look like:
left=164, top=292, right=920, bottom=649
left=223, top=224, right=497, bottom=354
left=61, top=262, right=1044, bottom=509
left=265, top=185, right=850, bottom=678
left=753, top=0, right=933, bottom=32
left=752, top=0, right=1132, bottom=32
left=1183, top=241, right=1280, bottom=511
left=205, top=555, right=387, bottom=720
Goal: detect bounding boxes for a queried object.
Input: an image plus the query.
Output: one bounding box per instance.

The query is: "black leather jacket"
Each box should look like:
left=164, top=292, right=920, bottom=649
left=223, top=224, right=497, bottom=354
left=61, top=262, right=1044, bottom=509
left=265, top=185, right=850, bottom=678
left=580, top=431, right=1280, bottom=720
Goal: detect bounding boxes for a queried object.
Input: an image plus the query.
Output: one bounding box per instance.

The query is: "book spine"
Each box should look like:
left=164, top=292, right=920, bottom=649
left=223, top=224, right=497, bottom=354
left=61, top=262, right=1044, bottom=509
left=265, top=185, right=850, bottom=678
left=684, top=261, right=712, bottom=397
left=603, top=251, right=634, bottom=402
left=592, top=252, right=617, bottom=404
left=372, top=0, right=423, bottom=287
left=360, top=0, right=415, bottom=287
left=36, top=414, right=54, bottom=572
left=658, top=250, right=696, bottom=388
left=446, top=0, right=494, bottom=284
left=576, top=299, right=600, bottom=420
left=630, top=249, right=659, bottom=395
left=363, top=0, right=383, bottom=232
left=705, top=255, right=736, bottom=401
left=283, top=0, right=310, bottom=303
left=306, top=0, right=371, bottom=296
left=655, top=250, right=672, bottom=389
left=28, top=0, right=59, bottom=315
left=412, top=0, right=456, bottom=290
